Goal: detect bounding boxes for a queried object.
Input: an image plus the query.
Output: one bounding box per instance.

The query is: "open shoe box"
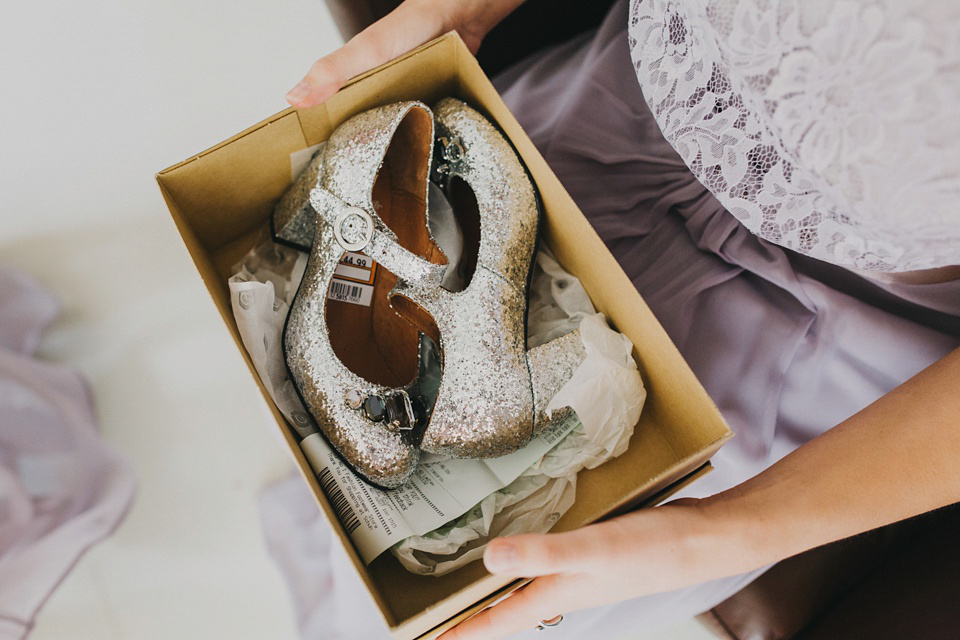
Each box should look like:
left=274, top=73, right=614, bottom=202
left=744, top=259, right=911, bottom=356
left=156, top=32, right=732, bottom=640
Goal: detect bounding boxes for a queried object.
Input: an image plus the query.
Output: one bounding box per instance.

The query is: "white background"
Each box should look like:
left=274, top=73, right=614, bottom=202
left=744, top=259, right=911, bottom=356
left=0, top=1, right=712, bottom=638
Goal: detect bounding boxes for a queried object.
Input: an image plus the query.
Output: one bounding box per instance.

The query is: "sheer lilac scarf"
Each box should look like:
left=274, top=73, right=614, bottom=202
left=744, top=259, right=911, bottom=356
left=0, top=267, right=135, bottom=638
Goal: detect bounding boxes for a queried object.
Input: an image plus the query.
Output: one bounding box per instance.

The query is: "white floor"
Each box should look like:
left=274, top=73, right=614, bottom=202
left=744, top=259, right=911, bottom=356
left=2, top=2, right=714, bottom=639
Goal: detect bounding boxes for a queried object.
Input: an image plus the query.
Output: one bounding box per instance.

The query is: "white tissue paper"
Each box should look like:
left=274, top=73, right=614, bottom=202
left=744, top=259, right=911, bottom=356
left=391, top=255, right=645, bottom=575
left=229, top=179, right=645, bottom=576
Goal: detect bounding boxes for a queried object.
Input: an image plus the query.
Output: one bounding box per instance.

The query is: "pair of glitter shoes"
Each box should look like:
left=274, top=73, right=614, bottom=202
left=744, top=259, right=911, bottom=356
left=272, top=98, right=584, bottom=489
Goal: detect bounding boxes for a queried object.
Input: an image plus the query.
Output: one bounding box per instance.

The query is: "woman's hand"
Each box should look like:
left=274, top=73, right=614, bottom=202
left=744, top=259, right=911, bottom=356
left=286, top=0, right=526, bottom=108
left=439, top=499, right=760, bottom=639
left=445, top=347, right=960, bottom=638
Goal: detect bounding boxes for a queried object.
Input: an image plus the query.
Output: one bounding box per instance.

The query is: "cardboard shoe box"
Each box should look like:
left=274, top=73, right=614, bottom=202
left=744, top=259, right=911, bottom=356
left=156, top=32, right=732, bottom=639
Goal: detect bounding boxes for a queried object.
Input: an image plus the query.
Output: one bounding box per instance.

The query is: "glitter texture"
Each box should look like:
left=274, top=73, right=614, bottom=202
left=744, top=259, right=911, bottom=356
left=273, top=150, right=323, bottom=249
left=279, top=102, right=434, bottom=489
left=274, top=98, right=587, bottom=488
left=527, top=330, right=585, bottom=426
left=408, top=98, right=579, bottom=457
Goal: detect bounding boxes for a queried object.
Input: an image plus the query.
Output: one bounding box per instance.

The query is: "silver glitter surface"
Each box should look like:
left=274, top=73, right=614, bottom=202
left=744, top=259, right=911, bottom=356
left=273, top=150, right=323, bottom=249
left=394, top=266, right=532, bottom=457
left=410, top=98, right=577, bottom=458
left=432, top=98, right=540, bottom=286
left=276, top=97, right=587, bottom=486
left=321, top=102, right=438, bottom=245
left=284, top=212, right=420, bottom=488
left=526, top=330, right=585, bottom=429
left=281, top=102, right=435, bottom=489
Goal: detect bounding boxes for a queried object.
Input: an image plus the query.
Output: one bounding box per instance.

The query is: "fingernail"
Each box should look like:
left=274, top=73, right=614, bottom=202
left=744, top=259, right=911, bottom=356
left=485, top=542, right=517, bottom=572
left=286, top=81, right=311, bottom=104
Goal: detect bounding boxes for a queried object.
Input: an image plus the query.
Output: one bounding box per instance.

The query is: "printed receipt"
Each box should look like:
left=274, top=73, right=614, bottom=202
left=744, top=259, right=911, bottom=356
left=299, top=414, right=580, bottom=564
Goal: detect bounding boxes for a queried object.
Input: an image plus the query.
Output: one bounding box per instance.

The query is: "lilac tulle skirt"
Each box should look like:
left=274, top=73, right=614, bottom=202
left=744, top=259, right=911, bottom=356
left=490, top=0, right=960, bottom=633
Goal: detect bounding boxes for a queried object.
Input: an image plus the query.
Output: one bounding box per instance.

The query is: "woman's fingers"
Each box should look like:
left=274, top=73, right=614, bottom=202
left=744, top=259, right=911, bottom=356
left=286, top=0, right=446, bottom=107
left=442, top=506, right=719, bottom=638
left=438, top=528, right=621, bottom=638
left=439, top=575, right=574, bottom=640
left=483, top=524, right=618, bottom=578
left=484, top=534, right=577, bottom=577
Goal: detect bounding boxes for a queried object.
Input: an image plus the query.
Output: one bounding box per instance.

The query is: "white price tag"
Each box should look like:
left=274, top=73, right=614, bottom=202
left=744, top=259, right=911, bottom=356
left=327, top=251, right=377, bottom=307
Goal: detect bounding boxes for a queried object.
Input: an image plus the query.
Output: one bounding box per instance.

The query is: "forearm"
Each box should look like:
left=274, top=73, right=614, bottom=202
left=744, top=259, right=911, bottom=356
left=703, top=347, right=960, bottom=569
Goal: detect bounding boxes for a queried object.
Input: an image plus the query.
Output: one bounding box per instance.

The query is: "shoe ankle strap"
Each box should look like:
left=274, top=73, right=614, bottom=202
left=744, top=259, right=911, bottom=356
left=310, top=186, right=447, bottom=287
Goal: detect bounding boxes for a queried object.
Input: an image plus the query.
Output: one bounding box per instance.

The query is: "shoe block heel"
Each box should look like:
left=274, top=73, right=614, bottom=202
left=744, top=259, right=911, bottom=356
left=526, top=329, right=586, bottom=431
left=271, top=149, right=325, bottom=251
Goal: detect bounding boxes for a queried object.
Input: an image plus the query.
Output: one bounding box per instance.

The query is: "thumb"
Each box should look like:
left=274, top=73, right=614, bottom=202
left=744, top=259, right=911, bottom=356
left=286, top=0, right=445, bottom=108
left=483, top=528, right=607, bottom=577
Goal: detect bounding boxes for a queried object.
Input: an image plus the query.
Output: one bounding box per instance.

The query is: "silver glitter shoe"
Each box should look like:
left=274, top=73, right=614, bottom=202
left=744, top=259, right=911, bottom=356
left=274, top=98, right=585, bottom=487
left=273, top=101, right=448, bottom=489
left=390, top=97, right=586, bottom=458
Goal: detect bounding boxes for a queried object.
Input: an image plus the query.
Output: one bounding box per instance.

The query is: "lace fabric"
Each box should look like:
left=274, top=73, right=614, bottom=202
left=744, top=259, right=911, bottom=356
left=628, top=0, right=960, bottom=272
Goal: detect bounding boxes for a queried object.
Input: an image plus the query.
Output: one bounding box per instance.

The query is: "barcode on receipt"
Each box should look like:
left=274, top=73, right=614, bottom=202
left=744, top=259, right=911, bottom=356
left=318, top=467, right=361, bottom=534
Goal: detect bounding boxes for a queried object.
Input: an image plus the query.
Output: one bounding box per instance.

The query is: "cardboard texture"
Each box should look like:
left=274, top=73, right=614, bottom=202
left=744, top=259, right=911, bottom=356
left=157, top=33, right=732, bottom=639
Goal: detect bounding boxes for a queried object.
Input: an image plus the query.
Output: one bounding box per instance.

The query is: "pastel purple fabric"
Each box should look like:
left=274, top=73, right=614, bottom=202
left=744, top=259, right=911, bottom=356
left=495, top=0, right=960, bottom=504
left=260, top=1, right=960, bottom=636
left=0, top=267, right=135, bottom=639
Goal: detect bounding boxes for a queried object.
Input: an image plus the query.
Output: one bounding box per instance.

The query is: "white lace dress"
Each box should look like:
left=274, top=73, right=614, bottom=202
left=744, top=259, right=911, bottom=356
left=628, top=0, right=960, bottom=272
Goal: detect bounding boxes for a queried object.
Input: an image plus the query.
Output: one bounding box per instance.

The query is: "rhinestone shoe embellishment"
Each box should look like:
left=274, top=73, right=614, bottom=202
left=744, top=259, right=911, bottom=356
left=344, top=389, right=363, bottom=409
left=359, top=391, right=417, bottom=431
left=439, top=136, right=464, bottom=162
left=431, top=135, right=467, bottom=189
